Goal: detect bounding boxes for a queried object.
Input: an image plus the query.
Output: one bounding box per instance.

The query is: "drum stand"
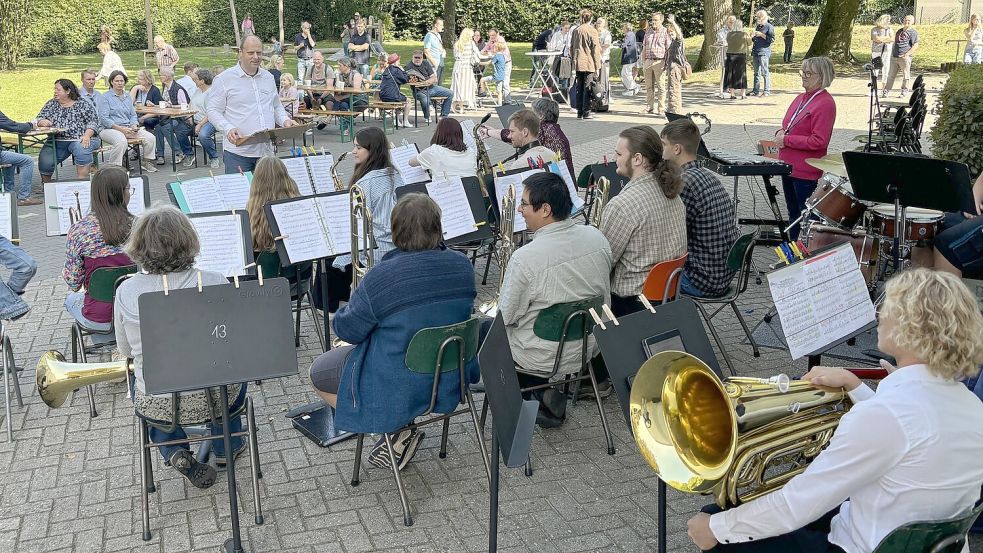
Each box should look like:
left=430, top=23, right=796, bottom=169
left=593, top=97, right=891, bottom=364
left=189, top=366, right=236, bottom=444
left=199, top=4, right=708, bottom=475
left=865, top=63, right=886, bottom=151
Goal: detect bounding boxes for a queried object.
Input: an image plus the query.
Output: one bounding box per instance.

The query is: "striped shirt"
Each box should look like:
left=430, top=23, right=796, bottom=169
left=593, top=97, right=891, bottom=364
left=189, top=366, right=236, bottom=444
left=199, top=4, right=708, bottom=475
left=155, top=44, right=179, bottom=70
left=642, top=26, right=671, bottom=60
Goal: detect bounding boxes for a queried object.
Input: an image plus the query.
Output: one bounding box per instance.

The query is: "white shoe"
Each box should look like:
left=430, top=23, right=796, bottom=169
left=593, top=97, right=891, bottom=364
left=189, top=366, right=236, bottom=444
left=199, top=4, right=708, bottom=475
left=401, top=119, right=414, bottom=128
left=140, top=161, right=158, bottom=173
left=174, top=154, right=186, bottom=164
left=209, top=158, right=220, bottom=169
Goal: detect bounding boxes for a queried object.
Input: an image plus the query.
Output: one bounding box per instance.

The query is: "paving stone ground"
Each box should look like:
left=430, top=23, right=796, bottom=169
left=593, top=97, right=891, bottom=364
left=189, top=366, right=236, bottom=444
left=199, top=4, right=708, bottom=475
left=2, top=73, right=978, bottom=553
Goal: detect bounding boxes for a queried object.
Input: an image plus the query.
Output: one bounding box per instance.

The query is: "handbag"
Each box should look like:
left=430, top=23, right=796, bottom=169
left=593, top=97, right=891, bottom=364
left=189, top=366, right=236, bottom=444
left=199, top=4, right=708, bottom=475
left=559, top=57, right=572, bottom=79
left=682, top=61, right=693, bottom=80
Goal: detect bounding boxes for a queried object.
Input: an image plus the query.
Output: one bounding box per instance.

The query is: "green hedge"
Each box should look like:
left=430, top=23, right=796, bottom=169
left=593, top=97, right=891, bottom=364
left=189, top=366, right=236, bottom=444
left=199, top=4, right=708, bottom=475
left=931, top=65, right=983, bottom=177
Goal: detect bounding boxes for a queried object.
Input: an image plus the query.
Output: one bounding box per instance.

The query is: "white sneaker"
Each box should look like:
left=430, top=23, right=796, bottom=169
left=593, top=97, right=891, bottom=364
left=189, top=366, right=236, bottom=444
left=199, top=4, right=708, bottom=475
left=141, top=161, right=158, bottom=173
left=209, top=158, right=220, bottom=169
left=401, top=119, right=414, bottom=128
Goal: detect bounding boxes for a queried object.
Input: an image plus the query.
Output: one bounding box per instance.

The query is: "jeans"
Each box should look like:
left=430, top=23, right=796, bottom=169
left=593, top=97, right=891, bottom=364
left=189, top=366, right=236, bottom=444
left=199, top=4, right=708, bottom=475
left=964, top=47, right=982, bottom=64
left=297, top=57, right=314, bottom=82
left=783, top=40, right=793, bottom=62
left=679, top=273, right=706, bottom=298
left=782, top=175, right=818, bottom=240
left=155, top=119, right=193, bottom=158
left=574, top=71, right=596, bottom=117
left=197, top=121, right=218, bottom=160
left=64, top=290, right=115, bottom=344
left=0, top=236, right=36, bottom=320
left=435, top=64, right=445, bottom=87
left=222, top=150, right=259, bottom=174
left=0, top=150, right=34, bottom=199
left=752, top=52, right=771, bottom=93
left=38, top=138, right=100, bottom=176
left=413, top=85, right=453, bottom=119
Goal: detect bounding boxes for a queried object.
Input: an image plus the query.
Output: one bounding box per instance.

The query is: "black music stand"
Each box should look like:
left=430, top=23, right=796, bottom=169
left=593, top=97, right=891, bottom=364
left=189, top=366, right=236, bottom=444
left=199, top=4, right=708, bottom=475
left=140, top=278, right=298, bottom=553
left=591, top=297, right=722, bottom=553
left=396, top=177, right=494, bottom=246
left=478, top=313, right=539, bottom=553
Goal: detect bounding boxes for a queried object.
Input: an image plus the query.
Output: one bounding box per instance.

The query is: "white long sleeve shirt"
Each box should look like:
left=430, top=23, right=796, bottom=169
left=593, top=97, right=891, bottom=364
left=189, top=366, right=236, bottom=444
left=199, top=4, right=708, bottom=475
left=710, top=364, right=983, bottom=553
left=206, top=62, right=289, bottom=158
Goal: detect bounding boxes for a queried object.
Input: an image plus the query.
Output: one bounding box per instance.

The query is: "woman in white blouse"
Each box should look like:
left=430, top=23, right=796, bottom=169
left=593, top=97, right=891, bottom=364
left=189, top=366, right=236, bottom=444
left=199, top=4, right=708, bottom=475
left=450, top=28, right=481, bottom=114
left=409, top=118, right=477, bottom=179
left=687, top=268, right=983, bottom=553
left=870, top=15, right=894, bottom=86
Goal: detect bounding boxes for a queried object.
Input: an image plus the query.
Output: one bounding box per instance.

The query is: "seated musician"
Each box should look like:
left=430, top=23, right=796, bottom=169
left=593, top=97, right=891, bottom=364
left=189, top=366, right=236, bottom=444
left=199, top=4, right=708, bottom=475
left=494, top=109, right=558, bottom=171
left=499, top=172, right=612, bottom=428
left=687, top=268, right=983, bottom=553
left=405, top=49, right=453, bottom=122
left=933, top=170, right=983, bottom=278
left=479, top=98, right=575, bottom=177
left=599, top=126, right=686, bottom=316
left=320, top=127, right=406, bottom=313
left=660, top=119, right=739, bottom=298
left=377, top=53, right=415, bottom=129
left=408, top=118, right=477, bottom=179
left=309, top=193, right=478, bottom=470
left=116, top=205, right=246, bottom=489
left=324, top=58, right=367, bottom=112
left=303, top=51, right=335, bottom=109
left=64, top=166, right=134, bottom=344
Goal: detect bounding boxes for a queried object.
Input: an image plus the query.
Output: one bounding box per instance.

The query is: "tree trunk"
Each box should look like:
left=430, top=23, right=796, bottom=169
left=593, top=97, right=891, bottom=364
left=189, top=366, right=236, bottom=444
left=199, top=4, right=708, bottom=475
left=0, top=0, right=28, bottom=69
left=442, top=0, right=456, bottom=48
left=229, top=0, right=242, bottom=47
left=278, top=0, right=285, bottom=44
left=144, top=0, right=153, bottom=50
left=805, top=0, right=862, bottom=62
left=695, top=0, right=731, bottom=71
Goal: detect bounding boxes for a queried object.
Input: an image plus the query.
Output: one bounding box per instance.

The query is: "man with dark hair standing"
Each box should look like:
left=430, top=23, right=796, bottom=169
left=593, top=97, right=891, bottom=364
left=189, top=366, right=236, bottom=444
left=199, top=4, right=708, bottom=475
left=499, top=172, right=612, bottom=427
left=570, top=9, right=602, bottom=120
left=294, top=21, right=316, bottom=82
left=883, top=15, right=919, bottom=98
left=660, top=119, right=739, bottom=298
left=749, top=10, right=775, bottom=96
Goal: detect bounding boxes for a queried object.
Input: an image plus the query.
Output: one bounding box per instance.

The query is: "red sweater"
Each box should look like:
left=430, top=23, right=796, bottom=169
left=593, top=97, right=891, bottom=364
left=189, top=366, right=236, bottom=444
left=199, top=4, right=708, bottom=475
left=778, top=88, right=836, bottom=181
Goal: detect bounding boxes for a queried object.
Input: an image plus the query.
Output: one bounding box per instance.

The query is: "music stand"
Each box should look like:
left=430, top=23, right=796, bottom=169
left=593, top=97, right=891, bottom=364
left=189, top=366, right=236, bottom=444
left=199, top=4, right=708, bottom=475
left=396, top=177, right=494, bottom=246
left=494, top=102, right=526, bottom=127
left=140, top=278, right=297, bottom=553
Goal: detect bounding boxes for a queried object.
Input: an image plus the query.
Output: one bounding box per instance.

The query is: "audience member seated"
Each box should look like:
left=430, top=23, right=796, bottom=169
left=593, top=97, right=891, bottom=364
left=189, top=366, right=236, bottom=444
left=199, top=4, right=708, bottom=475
left=660, top=119, right=739, bottom=298
left=190, top=69, right=220, bottom=169
left=409, top=118, right=477, bottom=178
left=79, top=70, right=101, bottom=107
left=368, top=54, right=387, bottom=81
left=480, top=98, right=575, bottom=177
left=0, top=233, right=36, bottom=320
left=63, top=166, right=134, bottom=343
left=324, top=58, right=367, bottom=112
left=154, top=67, right=194, bottom=166
left=931, top=170, right=983, bottom=278
left=599, top=125, right=686, bottom=316
left=498, top=172, right=612, bottom=427
left=94, top=42, right=125, bottom=87
left=0, top=107, right=40, bottom=206
left=97, top=70, right=158, bottom=173
left=278, top=73, right=301, bottom=117
left=405, top=50, right=453, bottom=122
left=176, top=62, right=199, bottom=93
left=377, top=54, right=414, bottom=128
left=304, top=51, right=335, bottom=109
left=687, top=269, right=983, bottom=553
left=308, top=193, right=478, bottom=469
left=36, top=79, right=101, bottom=182
left=116, top=205, right=245, bottom=489
left=130, top=69, right=163, bottom=132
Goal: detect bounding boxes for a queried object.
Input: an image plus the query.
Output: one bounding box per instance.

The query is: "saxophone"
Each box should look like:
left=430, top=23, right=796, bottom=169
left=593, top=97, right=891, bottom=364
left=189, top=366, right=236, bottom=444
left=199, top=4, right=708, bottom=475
left=331, top=152, right=349, bottom=191
left=478, top=185, right=516, bottom=315
left=474, top=113, right=494, bottom=189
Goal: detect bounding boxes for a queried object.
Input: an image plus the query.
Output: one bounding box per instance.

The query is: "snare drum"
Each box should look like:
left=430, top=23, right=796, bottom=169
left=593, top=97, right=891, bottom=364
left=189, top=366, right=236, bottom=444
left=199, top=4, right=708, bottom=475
left=802, top=224, right=879, bottom=283
left=869, top=205, right=945, bottom=242
left=804, top=175, right=867, bottom=229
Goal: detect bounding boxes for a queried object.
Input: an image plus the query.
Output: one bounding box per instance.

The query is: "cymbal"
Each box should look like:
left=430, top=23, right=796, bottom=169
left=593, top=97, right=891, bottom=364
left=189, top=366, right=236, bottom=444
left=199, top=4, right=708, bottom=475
left=806, top=153, right=846, bottom=176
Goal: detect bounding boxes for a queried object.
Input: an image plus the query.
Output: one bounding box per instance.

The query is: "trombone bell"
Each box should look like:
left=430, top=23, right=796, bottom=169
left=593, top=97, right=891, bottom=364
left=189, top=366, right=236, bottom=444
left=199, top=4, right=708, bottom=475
left=36, top=350, right=128, bottom=409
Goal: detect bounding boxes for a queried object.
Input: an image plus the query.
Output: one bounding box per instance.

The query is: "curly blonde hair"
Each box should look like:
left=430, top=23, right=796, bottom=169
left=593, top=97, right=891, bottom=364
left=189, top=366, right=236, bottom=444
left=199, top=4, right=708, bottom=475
left=880, top=269, right=983, bottom=380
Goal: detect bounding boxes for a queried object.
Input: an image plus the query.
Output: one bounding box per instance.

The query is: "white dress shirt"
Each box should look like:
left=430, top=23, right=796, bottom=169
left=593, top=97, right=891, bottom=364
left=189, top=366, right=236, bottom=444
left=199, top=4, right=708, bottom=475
left=710, top=364, right=983, bottom=553
left=206, top=62, right=289, bottom=158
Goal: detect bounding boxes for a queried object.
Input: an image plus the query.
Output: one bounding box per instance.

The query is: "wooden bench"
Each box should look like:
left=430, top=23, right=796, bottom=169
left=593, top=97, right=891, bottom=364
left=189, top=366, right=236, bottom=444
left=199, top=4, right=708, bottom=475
left=366, top=101, right=405, bottom=134
left=298, top=109, right=359, bottom=142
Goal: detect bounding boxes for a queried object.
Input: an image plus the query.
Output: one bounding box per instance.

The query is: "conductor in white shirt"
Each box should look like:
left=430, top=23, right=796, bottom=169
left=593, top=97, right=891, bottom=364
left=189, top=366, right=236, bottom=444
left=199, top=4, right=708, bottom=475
left=206, top=35, right=298, bottom=173
left=687, top=268, right=983, bottom=553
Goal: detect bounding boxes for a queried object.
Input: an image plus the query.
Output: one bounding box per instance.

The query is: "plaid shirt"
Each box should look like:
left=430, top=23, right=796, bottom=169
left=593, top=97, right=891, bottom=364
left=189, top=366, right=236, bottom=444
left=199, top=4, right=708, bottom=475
left=642, top=26, right=671, bottom=60
left=679, top=161, right=739, bottom=296
left=599, top=170, right=687, bottom=297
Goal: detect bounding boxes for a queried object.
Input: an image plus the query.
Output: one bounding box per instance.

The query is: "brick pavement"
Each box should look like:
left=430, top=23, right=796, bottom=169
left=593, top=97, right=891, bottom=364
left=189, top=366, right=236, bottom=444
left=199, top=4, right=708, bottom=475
left=2, top=75, right=978, bottom=553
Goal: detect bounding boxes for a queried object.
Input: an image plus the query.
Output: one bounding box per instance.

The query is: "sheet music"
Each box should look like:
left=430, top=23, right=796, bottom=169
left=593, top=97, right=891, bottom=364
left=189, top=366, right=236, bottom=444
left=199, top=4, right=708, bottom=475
left=127, top=177, right=147, bottom=216
left=191, top=214, right=248, bottom=277
left=213, top=173, right=252, bottom=210
left=766, top=242, right=876, bottom=360
left=426, top=177, right=477, bottom=240
left=390, top=144, right=430, bottom=184
left=179, top=179, right=227, bottom=213
left=548, top=162, right=585, bottom=213
left=460, top=120, right=478, bottom=155
left=269, top=199, right=330, bottom=262
left=494, top=169, right=543, bottom=233
left=313, top=194, right=352, bottom=255
left=0, top=194, right=13, bottom=239
left=307, top=153, right=335, bottom=193
left=281, top=157, right=316, bottom=196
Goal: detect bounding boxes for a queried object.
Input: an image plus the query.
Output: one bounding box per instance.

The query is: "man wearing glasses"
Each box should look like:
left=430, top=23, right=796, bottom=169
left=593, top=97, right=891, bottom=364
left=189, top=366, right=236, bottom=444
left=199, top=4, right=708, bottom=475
left=404, top=50, right=453, bottom=123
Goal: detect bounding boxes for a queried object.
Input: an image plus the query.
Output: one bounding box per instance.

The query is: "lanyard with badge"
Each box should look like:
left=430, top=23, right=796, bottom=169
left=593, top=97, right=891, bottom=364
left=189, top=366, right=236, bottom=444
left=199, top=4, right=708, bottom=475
left=783, top=89, right=823, bottom=134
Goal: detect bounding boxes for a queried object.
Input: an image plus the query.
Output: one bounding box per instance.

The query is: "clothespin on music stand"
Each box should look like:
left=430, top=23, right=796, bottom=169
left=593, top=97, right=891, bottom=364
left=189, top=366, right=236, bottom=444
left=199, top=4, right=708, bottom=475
left=796, top=240, right=811, bottom=257
left=588, top=304, right=621, bottom=331
left=273, top=234, right=289, bottom=241
left=320, top=147, right=327, bottom=157
left=774, top=246, right=790, bottom=265
left=196, top=271, right=203, bottom=292
left=638, top=294, right=657, bottom=313
left=162, top=274, right=170, bottom=296
left=256, top=265, right=264, bottom=286
left=497, top=161, right=505, bottom=174
left=603, top=155, right=608, bottom=165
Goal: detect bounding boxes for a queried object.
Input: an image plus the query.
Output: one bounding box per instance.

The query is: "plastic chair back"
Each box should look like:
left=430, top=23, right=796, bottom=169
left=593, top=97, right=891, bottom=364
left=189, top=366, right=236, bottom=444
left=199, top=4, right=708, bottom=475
left=88, top=265, right=138, bottom=303
left=532, top=297, right=603, bottom=343
left=873, top=501, right=983, bottom=553
left=254, top=251, right=283, bottom=279
left=642, top=253, right=688, bottom=303
left=728, top=233, right=758, bottom=272
left=405, top=317, right=480, bottom=415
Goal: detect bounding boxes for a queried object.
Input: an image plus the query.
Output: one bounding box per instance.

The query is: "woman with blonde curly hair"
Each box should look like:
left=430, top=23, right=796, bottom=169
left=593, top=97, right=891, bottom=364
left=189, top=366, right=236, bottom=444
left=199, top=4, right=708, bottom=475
left=686, top=268, right=983, bottom=553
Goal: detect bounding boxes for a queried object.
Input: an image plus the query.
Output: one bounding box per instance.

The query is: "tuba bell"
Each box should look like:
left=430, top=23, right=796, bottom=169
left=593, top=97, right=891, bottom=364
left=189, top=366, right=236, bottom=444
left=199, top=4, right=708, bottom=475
left=36, top=350, right=128, bottom=409
left=630, top=351, right=850, bottom=508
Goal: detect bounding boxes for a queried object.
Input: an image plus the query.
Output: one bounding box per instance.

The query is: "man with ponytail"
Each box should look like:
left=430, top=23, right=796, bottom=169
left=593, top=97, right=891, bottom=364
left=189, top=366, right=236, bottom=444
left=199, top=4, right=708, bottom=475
left=599, top=125, right=686, bottom=316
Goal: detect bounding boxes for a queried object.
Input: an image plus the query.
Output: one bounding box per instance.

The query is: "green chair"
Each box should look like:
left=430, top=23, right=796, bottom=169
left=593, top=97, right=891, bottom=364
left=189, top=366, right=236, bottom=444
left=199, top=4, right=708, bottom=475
left=255, top=251, right=323, bottom=350
left=69, top=264, right=137, bottom=417
left=680, top=233, right=759, bottom=376
left=873, top=501, right=983, bottom=553
left=349, top=317, right=490, bottom=527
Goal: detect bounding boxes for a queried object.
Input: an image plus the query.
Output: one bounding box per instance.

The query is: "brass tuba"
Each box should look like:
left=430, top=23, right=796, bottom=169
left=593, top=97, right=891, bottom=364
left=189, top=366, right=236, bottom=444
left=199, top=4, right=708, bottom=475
left=331, top=152, right=349, bottom=192
left=478, top=185, right=517, bottom=315
left=349, top=183, right=374, bottom=291
left=36, top=350, right=128, bottom=409
left=589, top=176, right=611, bottom=227
left=630, top=351, right=850, bottom=508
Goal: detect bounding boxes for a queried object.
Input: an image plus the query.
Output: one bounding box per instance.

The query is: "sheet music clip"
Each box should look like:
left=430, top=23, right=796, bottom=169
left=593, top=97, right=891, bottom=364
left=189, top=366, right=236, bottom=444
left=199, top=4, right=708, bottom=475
left=638, top=294, right=657, bottom=314
left=161, top=274, right=169, bottom=296
left=274, top=234, right=288, bottom=241
left=588, top=305, right=620, bottom=330
left=196, top=271, right=203, bottom=293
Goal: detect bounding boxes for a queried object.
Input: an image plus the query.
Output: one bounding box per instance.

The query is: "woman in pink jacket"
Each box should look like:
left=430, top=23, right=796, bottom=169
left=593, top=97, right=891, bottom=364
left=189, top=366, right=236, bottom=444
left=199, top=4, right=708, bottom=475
left=775, top=56, right=836, bottom=239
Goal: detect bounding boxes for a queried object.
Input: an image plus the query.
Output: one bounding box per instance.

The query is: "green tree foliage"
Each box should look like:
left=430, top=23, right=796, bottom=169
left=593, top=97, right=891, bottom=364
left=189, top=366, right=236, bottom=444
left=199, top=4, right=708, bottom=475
left=931, top=65, right=983, bottom=177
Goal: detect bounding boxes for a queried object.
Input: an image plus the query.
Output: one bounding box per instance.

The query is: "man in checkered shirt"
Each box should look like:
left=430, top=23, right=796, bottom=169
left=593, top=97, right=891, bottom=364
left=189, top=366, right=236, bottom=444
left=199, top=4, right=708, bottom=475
left=660, top=119, right=739, bottom=297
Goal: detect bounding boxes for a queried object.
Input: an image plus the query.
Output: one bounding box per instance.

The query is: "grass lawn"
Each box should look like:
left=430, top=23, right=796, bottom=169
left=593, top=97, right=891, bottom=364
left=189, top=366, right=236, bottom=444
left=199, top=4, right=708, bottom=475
left=0, top=25, right=966, bottom=121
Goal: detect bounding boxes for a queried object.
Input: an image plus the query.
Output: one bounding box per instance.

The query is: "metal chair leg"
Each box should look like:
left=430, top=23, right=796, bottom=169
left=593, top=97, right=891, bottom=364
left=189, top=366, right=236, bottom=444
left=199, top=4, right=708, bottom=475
left=351, top=434, right=364, bottom=486
left=5, top=337, right=22, bottom=407
left=587, top=363, right=615, bottom=455
left=306, top=291, right=325, bottom=351
left=246, top=399, right=264, bottom=525
left=139, top=419, right=152, bottom=541
left=730, top=300, right=760, bottom=357
left=466, top=389, right=492, bottom=482
left=384, top=433, right=413, bottom=527
left=479, top=396, right=489, bottom=429
left=2, top=335, right=12, bottom=442
left=439, top=418, right=450, bottom=459
left=696, top=302, right=737, bottom=376
left=85, top=384, right=98, bottom=418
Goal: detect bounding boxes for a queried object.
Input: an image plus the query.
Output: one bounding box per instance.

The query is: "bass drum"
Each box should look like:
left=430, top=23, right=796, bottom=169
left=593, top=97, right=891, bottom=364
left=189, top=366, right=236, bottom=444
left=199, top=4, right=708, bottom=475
left=802, top=224, right=879, bottom=284
left=804, top=175, right=867, bottom=229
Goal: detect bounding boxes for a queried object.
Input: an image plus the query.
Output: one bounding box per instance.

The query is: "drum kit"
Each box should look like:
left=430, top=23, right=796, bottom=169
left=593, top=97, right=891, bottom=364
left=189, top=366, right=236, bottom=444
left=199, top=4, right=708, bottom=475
left=796, top=153, right=944, bottom=289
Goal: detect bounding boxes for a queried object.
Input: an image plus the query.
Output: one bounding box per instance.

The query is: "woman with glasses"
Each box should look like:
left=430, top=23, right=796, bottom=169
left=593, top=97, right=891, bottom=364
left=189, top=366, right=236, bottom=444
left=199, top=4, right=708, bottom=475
left=774, top=56, right=836, bottom=240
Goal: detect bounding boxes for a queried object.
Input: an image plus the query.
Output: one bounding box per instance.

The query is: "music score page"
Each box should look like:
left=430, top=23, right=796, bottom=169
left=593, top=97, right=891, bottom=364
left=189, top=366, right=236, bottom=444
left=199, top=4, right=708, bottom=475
left=425, top=177, right=478, bottom=240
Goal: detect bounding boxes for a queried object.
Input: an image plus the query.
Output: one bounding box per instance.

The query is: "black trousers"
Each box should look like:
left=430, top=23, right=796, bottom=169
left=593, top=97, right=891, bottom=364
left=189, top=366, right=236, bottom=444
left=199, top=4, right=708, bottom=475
left=574, top=71, right=596, bottom=117
left=700, top=504, right=845, bottom=553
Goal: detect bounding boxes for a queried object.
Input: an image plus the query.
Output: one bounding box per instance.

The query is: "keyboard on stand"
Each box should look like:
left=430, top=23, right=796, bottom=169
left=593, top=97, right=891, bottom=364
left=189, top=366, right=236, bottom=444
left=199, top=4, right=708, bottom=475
left=700, top=150, right=793, bottom=245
